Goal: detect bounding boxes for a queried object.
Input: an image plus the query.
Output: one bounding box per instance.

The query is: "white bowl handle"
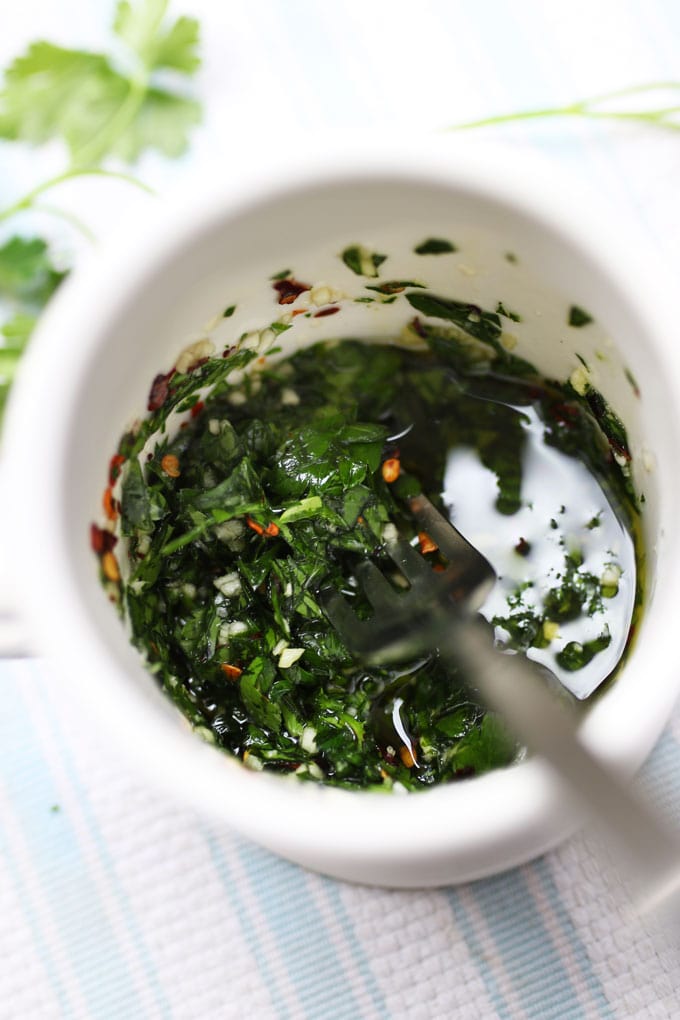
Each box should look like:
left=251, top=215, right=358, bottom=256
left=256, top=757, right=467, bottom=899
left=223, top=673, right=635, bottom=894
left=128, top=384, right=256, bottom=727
left=0, top=612, right=30, bottom=657
left=0, top=470, right=31, bottom=656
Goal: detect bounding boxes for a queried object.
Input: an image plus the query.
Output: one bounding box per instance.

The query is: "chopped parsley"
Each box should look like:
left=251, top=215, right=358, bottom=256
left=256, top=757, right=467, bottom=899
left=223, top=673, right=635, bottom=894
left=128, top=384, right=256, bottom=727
left=569, top=305, right=594, bottom=328
left=340, top=245, right=387, bottom=278
left=414, top=238, right=457, bottom=255
left=98, top=293, right=641, bottom=792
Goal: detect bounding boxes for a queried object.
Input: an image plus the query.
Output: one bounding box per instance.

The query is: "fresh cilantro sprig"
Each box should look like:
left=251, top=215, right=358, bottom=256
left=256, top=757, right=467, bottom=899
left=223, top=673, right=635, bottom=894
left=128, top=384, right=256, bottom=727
left=451, top=82, right=680, bottom=132
left=0, top=0, right=202, bottom=419
left=0, top=0, right=201, bottom=173
left=0, top=237, right=66, bottom=416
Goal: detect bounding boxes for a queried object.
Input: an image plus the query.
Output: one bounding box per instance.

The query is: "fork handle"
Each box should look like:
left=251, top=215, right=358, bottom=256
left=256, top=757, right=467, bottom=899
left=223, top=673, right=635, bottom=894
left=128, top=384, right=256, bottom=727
left=452, top=620, right=680, bottom=914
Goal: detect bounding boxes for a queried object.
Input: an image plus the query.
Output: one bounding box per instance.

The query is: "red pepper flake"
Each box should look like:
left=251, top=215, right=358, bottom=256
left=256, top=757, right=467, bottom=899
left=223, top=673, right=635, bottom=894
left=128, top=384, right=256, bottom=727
left=245, top=515, right=279, bottom=538
left=90, top=523, right=117, bottom=554
left=409, top=316, right=427, bottom=338
left=222, top=346, right=236, bottom=359
left=291, top=308, right=307, bottom=317
left=515, top=537, right=531, bottom=557
left=381, top=457, right=400, bottom=483
left=161, top=454, right=181, bottom=478
left=102, top=486, right=118, bottom=522
left=147, top=370, right=175, bottom=412
left=399, top=744, right=418, bottom=768
left=432, top=563, right=446, bottom=573
left=221, top=663, right=243, bottom=680
left=108, top=453, right=125, bottom=485
left=273, top=278, right=310, bottom=305
left=101, top=551, right=120, bottom=583
left=313, top=305, right=340, bottom=318
left=190, top=400, right=204, bottom=419
left=418, top=531, right=437, bottom=555
left=550, top=402, right=579, bottom=427
left=245, top=516, right=265, bottom=536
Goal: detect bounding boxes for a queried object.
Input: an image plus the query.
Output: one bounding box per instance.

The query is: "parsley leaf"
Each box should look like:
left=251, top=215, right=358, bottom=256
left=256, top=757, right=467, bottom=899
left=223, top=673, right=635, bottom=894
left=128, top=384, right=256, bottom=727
left=0, top=1, right=201, bottom=167
left=0, top=236, right=65, bottom=308
left=112, top=88, right=201, bottom=162
left=0, top=43, right=126, bottom=159
left=1, top=313, right=37, bottom=349
left=0, top=235, right=66, bottom=407
left=115, top=1, right=201, bottom=72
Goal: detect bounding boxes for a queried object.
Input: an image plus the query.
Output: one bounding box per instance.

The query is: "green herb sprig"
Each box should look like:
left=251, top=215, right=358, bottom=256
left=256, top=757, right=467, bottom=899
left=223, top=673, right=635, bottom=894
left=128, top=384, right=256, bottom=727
left=0, top=0, right=202, bottom=419
left=450, top=82, right=680, bottom=133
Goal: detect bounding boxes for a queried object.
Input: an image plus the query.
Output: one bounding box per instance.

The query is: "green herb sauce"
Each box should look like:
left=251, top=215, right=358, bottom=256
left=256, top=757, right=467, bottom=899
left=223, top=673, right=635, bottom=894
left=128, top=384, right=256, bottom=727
left=108, top=305, right=641, bottom=792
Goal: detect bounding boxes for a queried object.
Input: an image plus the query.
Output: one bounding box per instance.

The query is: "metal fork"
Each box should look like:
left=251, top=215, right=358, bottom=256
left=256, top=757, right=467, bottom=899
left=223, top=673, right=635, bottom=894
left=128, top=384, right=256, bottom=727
left=321, top=494, right=680, bottom=916
left=321, top=493, right=496, bottom=665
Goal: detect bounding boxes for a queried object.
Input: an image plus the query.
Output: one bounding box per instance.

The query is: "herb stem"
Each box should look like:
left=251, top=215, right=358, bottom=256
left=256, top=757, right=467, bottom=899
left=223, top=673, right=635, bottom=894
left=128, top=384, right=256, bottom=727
left=453, top=104, right=583, bottom=130
left=450, top=82, right=680, bottom=133
left=70, top=0, right=169, bottom=170
left=72, top=71, right=150, bottom=169
left=30, top=202, right=98, bottom=242
left=0, top=167, right=154, bottom=224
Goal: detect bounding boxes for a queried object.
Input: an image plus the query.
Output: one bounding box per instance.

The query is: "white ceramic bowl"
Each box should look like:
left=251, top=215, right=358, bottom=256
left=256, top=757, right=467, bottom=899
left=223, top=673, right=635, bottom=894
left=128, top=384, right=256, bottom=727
left=5, top=141, right=680, bottom=887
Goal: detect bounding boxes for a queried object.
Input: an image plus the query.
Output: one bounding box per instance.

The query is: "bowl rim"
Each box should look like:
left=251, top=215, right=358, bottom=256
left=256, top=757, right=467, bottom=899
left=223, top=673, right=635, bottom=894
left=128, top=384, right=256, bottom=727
left=5, top=137, right=680, bottom=883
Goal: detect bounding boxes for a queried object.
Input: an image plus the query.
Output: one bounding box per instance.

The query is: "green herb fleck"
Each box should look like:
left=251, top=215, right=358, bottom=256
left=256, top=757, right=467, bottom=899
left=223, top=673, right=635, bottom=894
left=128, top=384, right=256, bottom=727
left=496, top=301, right=522, bottom=322
left=366, top=280, right=426, bottom=295
left=341, top=245, right=387, bottom=278
left=414, top=238, right=457, bottom=255
left=569, top=305, right=593, bottom=328
left=624, top=367, right=640, bottom=397
left=557, top=631, right=611, bottom=671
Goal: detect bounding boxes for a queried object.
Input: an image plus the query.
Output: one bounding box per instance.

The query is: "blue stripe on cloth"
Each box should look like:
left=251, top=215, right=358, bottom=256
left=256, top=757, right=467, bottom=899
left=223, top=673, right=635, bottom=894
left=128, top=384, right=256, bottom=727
left=446, top=889, right=514, bottom=1020
left=29, top=661, right=173, bottom=1020
left=0, top=807, right=72, bottom=1017
left=533, top=857, right=614, bottom=1019
left=1, top=666, right=145, bottom=1020
left=468, top=868, right=590, bottom=1020
left=321, top=879, right=388, bottom=1018
left=236, top=842, right=367, bottom=1020
left=202, top=828, right=292, bottom=1020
